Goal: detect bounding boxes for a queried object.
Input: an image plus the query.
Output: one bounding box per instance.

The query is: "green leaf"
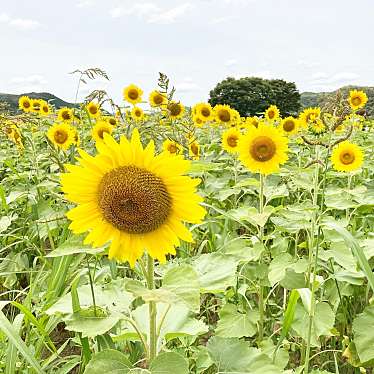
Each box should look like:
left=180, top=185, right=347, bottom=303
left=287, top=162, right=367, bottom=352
left=292, top=302, right=335, bottom=347
left=268, top=253, right=308, bottom=287
left=83, top=349, right=132, bottom=373
left=207, top=336, right=282, bottom=373
left=150, top=352, right=188, bottom=374
left=193, top=252, right=238, bottom=293
left=0, top=310, right=44, bottom=374
left=162, top=264, right=200, bottom=312
left=353, top=304, right=374, bottom=363
left=0, top=216, right=11, bottom=233
left=215, top=303, right=259, bottom=338
left=46, top=235, right=106, bottom=257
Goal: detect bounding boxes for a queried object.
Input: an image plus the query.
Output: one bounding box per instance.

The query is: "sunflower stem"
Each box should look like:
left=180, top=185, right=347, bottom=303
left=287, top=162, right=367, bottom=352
left=258, top=173, right=265, bottom=342
left=147, top=255, right=157, bottom=363
left=86, top=255, right=97, bottom=317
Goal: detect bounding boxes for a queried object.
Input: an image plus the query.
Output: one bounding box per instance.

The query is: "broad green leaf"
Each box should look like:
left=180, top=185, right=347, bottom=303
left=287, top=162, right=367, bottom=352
left=215, top=304, right=259, bottom=338
left=207, top=336, right=281, bottom=373
left=0, top=216, right=11, bottom=233
left=292, top=302, right=335, bottom=347
left=150, top=352, right=188, bottom=374
left=353, top=304, right=374, bottom=363
left=83, top=349, right=132, bottom=373
left=46, top=235, right=106, bottom=257
left=193, top=252, right=238, bottom=293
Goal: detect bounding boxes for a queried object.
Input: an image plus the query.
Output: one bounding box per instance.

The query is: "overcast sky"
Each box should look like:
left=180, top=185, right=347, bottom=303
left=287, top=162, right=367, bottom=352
left=1, top=0, right=373, bottom=105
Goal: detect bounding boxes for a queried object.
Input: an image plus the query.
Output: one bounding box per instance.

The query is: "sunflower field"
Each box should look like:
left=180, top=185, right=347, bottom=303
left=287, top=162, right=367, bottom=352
left=0, top=71, right=373, bottom=374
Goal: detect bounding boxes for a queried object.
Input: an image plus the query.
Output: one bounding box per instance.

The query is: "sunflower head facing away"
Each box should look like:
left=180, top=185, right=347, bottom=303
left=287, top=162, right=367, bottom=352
left=86, top=102, right=101, bottom=118
left=167, top=101, right=185, bottom=119
left=222, top=127, right=241, bottom=153
left=47, top=123, right=75, bottom=150
left=131, top=106, right=144, bottom=122
left=58, top=107, right=74, bottom=123
left=92, top=120, right=113, bottom=142
left=149, top=90, right=167, bottom=107
left=331, top=141, right=364, bottom=172
left=265, top=105, right=280, bottom=121
left=299, top=107, right=321, bottom=128
left=238, top=124, right=289, bottom=175
left=280, top=117, right=299, bottom=136
left=123, top=84, right=143, bottom=105
left=214, top=104, right=233, bottom=125
left=163, top=139, right=183, bottom=155
left=61, top=129, right=206, bottom=266
left=189, top=141, right=200, bottom=160
left=19, top=96, right=32, bottom=112
left=348, top=90, right=368, bottom=110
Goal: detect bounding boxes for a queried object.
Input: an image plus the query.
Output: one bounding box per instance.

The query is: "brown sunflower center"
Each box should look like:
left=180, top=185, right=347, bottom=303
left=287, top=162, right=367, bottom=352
left=351, top=96, right=361, bottom=106
left=227, top=135, right=238, bottom=147
left=268, top=110, right=275, bottom=119
left=109, top=118, right=116, bottom=126
left=62, top=111, right=71, bottom=120
left=128, top=89, right=139, bottom=100
left=340, top=151, right=355, bottom=165
left=250, top=136, right=276, bottom=162
left=54, top=130, right=68, bottom=144
left=169, top=103, right=182, bottom=117
left=168, top=143, right=178, bottom=154
left=33, top=103, right=40, bottom=111
left=97, top=127, right=110, bottom=139
left=201, top=107, right=210, bottom=118
left=89, top=105, right=98, bottom=115
left=153, top=94, right=164, bottom=105
left=23, top=101, right=31, bottom=108
left=42, top=105, right=49, bottom=113
left=135, top=109, right=142, bottom=117
left=190, top=143, right=199, bottom=155
left=218, top=109, right=231, bottom=122
left=283, top=120, right=295, bottom=132
left=98, top=165, right=171, bottom=234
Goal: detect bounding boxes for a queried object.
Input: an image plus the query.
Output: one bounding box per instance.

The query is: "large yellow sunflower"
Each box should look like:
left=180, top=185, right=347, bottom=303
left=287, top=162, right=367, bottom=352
left=331, top=141, right=364, bottom=172
left=222, top=127, right=241, bottom=153
left=193, top=103, right=214, bottom=122
left=86, top=102, right=101, bottom=118
left=189, top=141, right=200, bottom=160
left=280, top=117, right=299, bottom=136
left=31, top=99, right=42, bottom=113
left=40, top=101, right=51, bottom=116
left=123, top=84, right=143, bottom=105
left=18, top=96, right=32, bottom=112
left=265, top=105, right=280, bottom=121
left=131, top=106, right=145, bottom=122
left=299, top=107, right=321, bottom=128
left=149, top=90, right=167, bottom=107
left=47, top=123, right=75, bottom=150
left=92, top=120, right=114, bottom=142
left=214, top=104, right=233, bottom=125
left=348, top=90, right=368, bottom=110
left=167, top=101, right=185, bottom=119
left=163, top=139, right=183, bottom=155
left=238, top=124, right=288, bottom=175
left=61, top=129, right=205, bottom=266
left=58, top=107, right=74, bottom=123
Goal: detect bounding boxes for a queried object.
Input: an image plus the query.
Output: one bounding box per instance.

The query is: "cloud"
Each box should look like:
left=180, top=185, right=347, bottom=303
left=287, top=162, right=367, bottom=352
left=76, top=0, right=95, bottom=8
left=307, top=71, right=360, bottom=91
left=296, top=59, right=320, bottom=69
left=175, top=78, right=201, bottom=93
left=209, top=15, right=236, bottom=24
left=0, top=13, right=41, bottom=30
left=148, top=3, right=194, bottom=24
left=224, top=59, right=238, bottom=67
left=9, top=75, right=48, bottom=93
left=110, top=2, right=194, bottom=24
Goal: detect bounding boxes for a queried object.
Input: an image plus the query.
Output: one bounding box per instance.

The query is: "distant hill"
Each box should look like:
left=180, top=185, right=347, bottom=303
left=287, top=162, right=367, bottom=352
left=0, top=92, right=77, bottom=113
left=300, top=85, right=374, bottom=116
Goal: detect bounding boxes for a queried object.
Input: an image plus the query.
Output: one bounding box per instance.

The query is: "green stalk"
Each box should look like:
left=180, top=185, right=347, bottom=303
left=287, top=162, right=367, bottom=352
left=86, top=256, right=97, bottom=317
left=258, top=173, right=265, bottom=342
left=147, top=255, right=157, bottom=362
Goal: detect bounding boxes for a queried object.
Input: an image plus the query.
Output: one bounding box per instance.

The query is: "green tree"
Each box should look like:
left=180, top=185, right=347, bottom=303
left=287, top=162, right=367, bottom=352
left=208, top=77, right=300, bottom=117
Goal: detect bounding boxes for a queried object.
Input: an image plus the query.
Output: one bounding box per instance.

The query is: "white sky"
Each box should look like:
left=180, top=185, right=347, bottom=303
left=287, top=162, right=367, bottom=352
left=1, top=0, right=373, bottom=105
